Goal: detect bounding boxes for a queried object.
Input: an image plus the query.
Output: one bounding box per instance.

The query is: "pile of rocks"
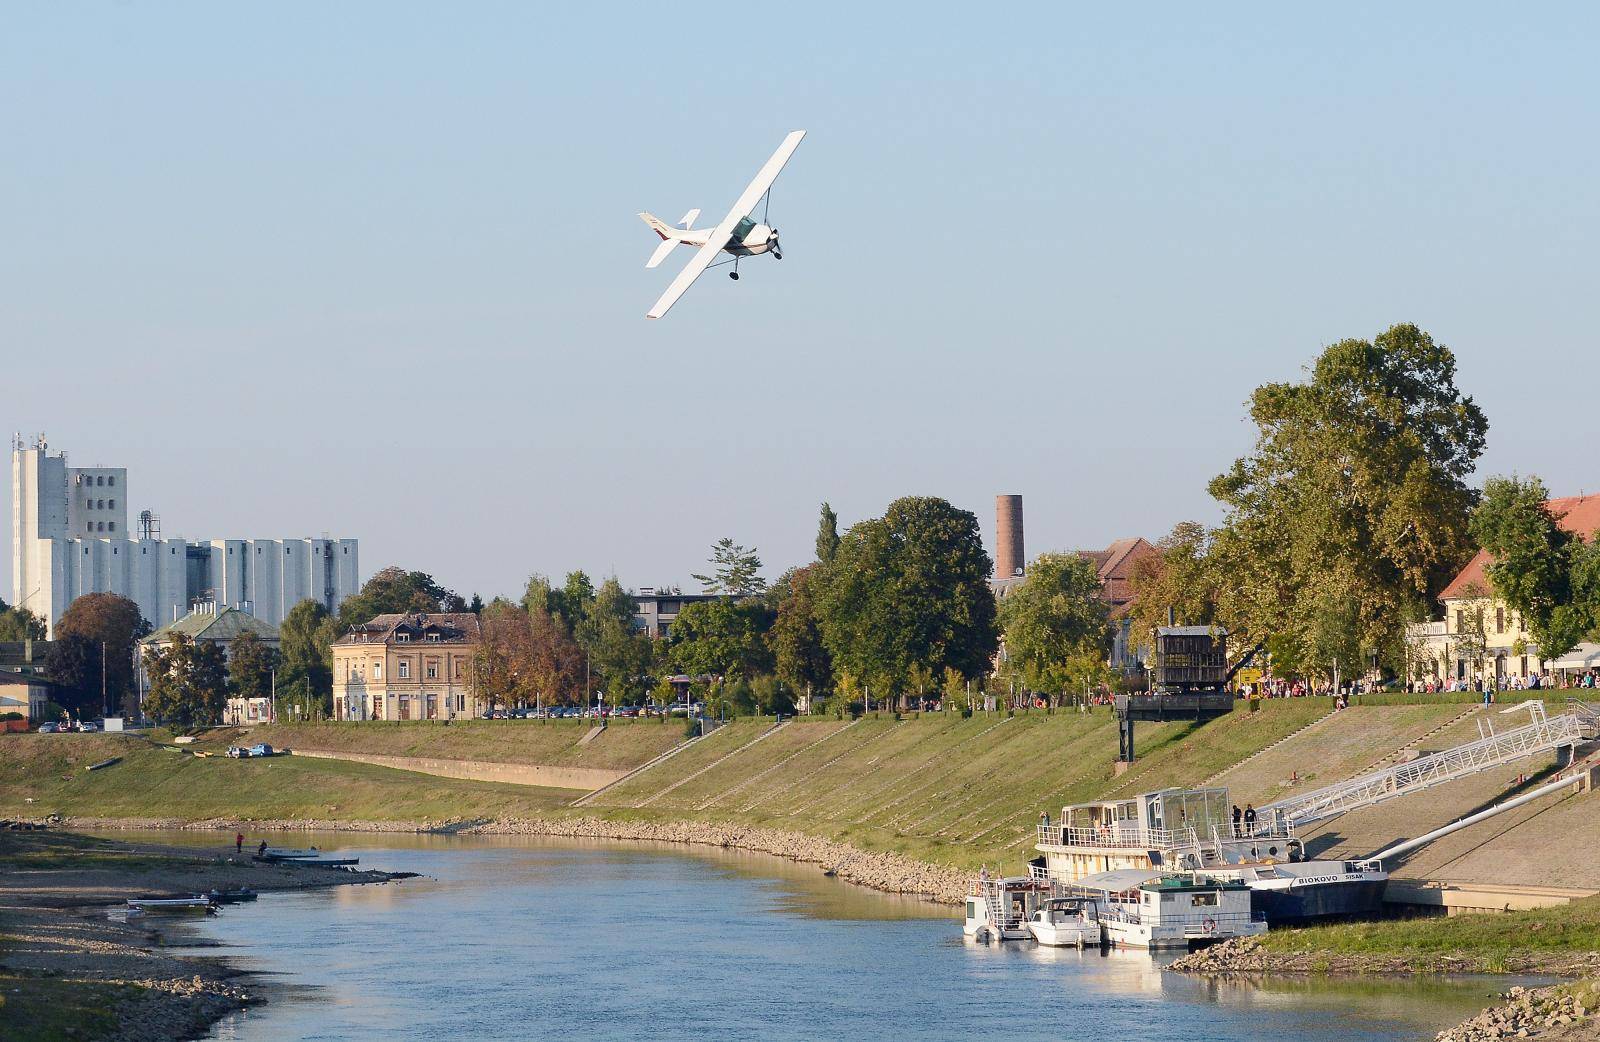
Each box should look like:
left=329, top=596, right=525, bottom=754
left=1436, top=984, right=1593, bottom=1041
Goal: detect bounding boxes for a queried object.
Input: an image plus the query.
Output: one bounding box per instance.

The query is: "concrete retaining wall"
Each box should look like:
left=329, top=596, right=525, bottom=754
left=288, top=749, right=626, bottom=792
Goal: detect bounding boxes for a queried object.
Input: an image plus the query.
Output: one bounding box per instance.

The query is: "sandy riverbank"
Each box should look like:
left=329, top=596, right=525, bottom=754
left=0, top=830, right=408, bottom=1042
left=56, top=813, right=973, bottom=906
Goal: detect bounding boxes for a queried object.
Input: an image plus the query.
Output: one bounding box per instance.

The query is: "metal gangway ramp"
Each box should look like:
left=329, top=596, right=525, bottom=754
left=1260, top=702, right=1584, bottom=828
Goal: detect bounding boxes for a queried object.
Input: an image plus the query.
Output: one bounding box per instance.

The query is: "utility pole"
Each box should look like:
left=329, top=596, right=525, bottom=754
left=101, top=641, right=108, bottom=719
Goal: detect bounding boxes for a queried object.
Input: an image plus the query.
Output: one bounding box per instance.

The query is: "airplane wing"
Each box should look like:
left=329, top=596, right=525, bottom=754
left=646, top=130, right=806, bottom=319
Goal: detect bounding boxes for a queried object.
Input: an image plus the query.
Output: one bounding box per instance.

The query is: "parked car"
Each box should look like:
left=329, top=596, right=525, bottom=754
left=249, top=743, right=274, bottom=757
left=78, top=721, right=100, bottom=733
left=226, top=745, right=250, bottom=758
left=37, top=722, right=60, bottom=733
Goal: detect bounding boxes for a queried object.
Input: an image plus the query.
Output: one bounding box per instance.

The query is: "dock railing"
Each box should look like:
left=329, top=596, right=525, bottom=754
left=1260, top=703, right=1582, bottom=827
left=1035, top=824, right=1202, bottom=850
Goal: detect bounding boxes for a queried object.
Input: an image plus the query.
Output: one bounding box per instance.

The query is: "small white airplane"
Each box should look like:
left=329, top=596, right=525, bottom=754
left=639, top=130, right=806, bottom=319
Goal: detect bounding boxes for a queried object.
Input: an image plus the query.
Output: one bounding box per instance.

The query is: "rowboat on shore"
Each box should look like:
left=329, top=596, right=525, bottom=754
left=126, top=896, right=216, bottom=915
left=259, top=847, right=321, bottom=859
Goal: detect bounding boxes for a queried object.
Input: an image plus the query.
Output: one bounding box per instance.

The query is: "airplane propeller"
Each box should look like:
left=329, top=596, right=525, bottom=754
left=768, top=227, right=782, bottom=260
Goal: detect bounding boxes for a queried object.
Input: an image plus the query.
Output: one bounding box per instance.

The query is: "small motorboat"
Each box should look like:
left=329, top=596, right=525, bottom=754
left=126, top=895, right=216, bottom=915
left=205, top=888, right=258, bottom=904
left=259, top=846, right=321, bottom=860
left=1026, top=897, right=1102, bottom=948
left=963, top=876, right=1049, bottom=942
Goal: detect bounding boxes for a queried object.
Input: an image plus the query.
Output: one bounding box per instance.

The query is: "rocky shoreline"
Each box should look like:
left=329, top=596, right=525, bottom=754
left=1435, top=984, right=1599, bottom=1041
left=59, top=813, right=973, bottom=906
left=0, top=830, right=407, bottom=1042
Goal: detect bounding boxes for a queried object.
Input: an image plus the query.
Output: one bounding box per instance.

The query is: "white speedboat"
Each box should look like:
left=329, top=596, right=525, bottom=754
left=1026, top=897, right=1102, bottom=948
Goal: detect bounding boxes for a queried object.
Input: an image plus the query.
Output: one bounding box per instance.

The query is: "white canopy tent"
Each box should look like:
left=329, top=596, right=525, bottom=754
left=1553, top=643, right=1600, bottom=671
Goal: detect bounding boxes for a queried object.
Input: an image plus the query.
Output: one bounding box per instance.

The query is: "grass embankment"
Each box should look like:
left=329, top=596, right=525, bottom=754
left=249, top=717, right=685, bottom=771
left=0, top=732, right=576, bottom=824
left=588, top=699, right=1338, bottom=872
left=1262, top=896, right=1600, bottom=966
left=0, top=976, right=131, bottom=1042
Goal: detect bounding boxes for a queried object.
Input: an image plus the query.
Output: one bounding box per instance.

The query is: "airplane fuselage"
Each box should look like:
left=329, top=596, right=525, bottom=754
left=649, top=215, right=775, bottom=256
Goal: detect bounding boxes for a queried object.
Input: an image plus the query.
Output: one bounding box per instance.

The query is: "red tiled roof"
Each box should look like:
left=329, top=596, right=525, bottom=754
left=1440, top=494, right=1600, bottom=601
left=1077, top=537, right=1157, bottom=612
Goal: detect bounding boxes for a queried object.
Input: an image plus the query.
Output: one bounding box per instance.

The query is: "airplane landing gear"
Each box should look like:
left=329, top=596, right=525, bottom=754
left=729, top=271, right=739, bottom=280
left=773, top=251, right=782, bottom=260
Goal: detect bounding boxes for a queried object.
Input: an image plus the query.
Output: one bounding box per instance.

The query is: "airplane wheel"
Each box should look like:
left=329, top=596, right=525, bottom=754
left=730, top=272, right=740, bottom=281
left=773, top=252, right=782, bottom=260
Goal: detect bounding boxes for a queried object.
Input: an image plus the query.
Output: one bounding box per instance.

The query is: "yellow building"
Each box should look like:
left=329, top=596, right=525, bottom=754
left=332, top=613, right=482, bottom=721
left=1408, top=494, right=1600, bottom=685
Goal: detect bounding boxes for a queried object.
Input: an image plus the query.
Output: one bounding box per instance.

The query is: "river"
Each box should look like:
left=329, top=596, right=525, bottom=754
left=128, top=832, right=1513, bottom=1041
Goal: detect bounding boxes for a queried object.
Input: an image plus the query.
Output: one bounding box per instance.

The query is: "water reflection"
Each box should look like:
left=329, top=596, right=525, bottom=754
left=102, top=831, right=1506, bottom=1042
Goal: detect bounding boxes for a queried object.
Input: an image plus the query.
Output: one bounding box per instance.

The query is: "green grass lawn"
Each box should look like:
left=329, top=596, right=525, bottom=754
left=0, top=734, right=577, bottom=823
left=1261, top=895, right=1600, bottom=963
left=247, top=716, right=687, bottom=770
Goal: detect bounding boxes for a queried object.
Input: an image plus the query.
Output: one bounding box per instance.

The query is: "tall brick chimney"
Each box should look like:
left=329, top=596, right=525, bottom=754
left=996, top=494, right=1024, bottom=578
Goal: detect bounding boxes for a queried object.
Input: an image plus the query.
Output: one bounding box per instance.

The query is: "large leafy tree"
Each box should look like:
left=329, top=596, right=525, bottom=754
left=668, top=598, right=775, bottom=682
left=143, top=633, right=228, bottom=728
left=772, top=565, right=833, bottom=702
left=528, top=605, right=587, bottom=706
left=279, top=599, right=338, bottom=712
left=44, top=634, right=100, bottom=717
left=54, top=592, right=149, bottom=716
left=998, top=553, right=1111, bottom=696
left=336, top=566, right=465, bottom=630
left=1208, top=324, right=1488, bottom=677
left=227, top=631, right=280, bottom=702
left=576, top=577, right=651, bottom=704
left=1472, top=475, right=1600, bottom=661
left=816, top=496, right=997, bottom=696
left=692, top=538, right=766, bottom=595
left=1127, top=522, right=1221, bottom=642
left=474, top=600, right=534, bottom=712
left=0, top=598, right=46, bottom=642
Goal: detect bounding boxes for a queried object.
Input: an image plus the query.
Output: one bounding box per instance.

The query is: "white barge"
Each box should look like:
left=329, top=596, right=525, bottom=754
left=1072, top=870, right=1265, bottom=950
left=1035, top=786, right=1387, bottom=922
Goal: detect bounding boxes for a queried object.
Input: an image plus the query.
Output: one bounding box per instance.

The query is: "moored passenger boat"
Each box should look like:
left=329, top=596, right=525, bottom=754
left=963, top=876, right=1050, bottom=942
left=1034, top=786, right=1386, bottom=922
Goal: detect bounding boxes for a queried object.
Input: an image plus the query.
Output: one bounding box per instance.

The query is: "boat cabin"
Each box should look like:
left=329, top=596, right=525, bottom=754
left=1075, top=871, right=1264, bottom=950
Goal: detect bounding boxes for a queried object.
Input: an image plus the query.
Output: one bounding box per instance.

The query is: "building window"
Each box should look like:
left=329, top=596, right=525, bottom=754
left=426, top=662, right=438, bottom=680
left=108, top=499, right=115, bottom=509
left=399, top=661, right=410, bottom=679
left=396, top=632, right=410, bottom=643
left=1496, top=607, right=1504, bottom=634
left=453, top=659, right=462, bottom=678
left=373, top=662, right=382, bottom=679
left=108, top=476, right=115, bottom=486
left=1455, top=610, right=1465, bottom=632
left=96, top=475, right=104, bottom=486
left=108, top=522, right=115, bottom=532
left=456, top=694, right=465, bottom=712
left=86, top=522, right=92, bottom=533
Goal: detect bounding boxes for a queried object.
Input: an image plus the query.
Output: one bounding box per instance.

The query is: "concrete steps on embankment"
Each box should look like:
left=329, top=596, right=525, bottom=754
left=633, top=720, right=792, bottom=809
left=573, top=724, right=720, bottom=808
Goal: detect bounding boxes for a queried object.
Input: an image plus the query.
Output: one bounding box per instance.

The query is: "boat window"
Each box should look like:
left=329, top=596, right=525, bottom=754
left=1191, top=893, right=1219, bottom=907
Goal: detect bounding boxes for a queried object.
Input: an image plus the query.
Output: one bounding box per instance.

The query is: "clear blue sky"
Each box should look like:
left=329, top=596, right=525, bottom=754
left=5, top=3, right=1597, bottom=602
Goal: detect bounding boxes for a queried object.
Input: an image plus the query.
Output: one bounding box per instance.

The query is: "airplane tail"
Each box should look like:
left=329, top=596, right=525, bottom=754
left=639, top=212, right=693, bottom=268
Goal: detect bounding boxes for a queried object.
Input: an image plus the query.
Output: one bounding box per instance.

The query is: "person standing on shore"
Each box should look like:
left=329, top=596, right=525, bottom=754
left=235, top=832, right=243, bottom=854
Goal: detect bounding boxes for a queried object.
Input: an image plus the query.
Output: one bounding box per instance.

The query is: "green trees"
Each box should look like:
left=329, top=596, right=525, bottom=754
left=44, top=635, right=101, bottom=718
left=815, top=496, right=997, bottom=701
left=772, top=566, right=833, bottom=703
left=335, top=566, right=465, bottom=630
left=668, top=598, right=774, bottom=682
left=0, top=598, right=46, bottom=642
left=997, top=553, right=1110, bottom=699
left=692, top=538, right=766, bottom=595
left=279, top=600, right=338, bottom=714
left=1472, top=476, right=1600, bottom=661
left=227, top=631, right=280, bottom=704
left=474, top=600, right=533, bottom=713
left=1128, top=522, right=1220, bottom=639
left=1208, top=324, right=1487, bottom=677
left=815, top=503, right=840, bottom=564
left=50, top=592, right=149, bottom=717
left=143, top=634, right=228, bottom=728
left=578, top=578, right=652, bottom=704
